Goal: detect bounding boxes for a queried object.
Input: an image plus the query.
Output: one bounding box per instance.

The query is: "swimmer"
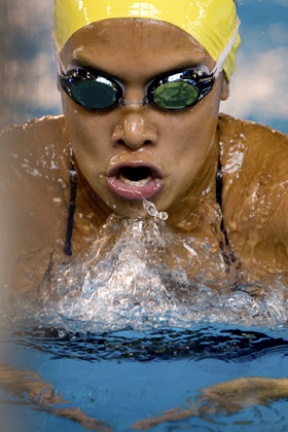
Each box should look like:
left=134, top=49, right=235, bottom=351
left=1, top=0, right=288, bottom=298
left=2, top=1, right=288, bottom=426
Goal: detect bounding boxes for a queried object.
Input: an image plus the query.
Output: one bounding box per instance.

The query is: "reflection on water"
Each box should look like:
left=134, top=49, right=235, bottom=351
left=1, top=322, right=287, bottom=432
left=14, top=324, right=288, bottom=362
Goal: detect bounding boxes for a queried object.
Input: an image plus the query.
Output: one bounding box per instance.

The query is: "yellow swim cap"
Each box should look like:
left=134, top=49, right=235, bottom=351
left=53, top=0, right=240, bottom=80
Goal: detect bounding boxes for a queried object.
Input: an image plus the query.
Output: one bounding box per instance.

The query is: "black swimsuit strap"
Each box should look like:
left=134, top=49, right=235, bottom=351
left=216, top=158, right=229, bottom=247
left=64, top=153, right=77, bottom=256
left=216, top=159, right=223, bottom=209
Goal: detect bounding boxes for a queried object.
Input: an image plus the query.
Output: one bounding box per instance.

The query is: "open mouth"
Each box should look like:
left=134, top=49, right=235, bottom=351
left=107, top=164, right=163, bottom=200
left=118, top=166, right=153, bottom=185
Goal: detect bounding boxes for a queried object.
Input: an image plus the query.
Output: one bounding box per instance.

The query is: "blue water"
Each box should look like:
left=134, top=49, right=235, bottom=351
left=1, top=323, right=288, bottom=431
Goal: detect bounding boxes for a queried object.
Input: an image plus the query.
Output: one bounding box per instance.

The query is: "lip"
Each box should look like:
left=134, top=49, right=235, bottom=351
left=107, top=162, right=163, bottom=200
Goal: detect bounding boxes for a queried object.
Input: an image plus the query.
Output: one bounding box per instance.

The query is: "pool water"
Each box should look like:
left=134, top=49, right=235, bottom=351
left=1, top=323, right=288, bottom=432
left=1, top=205, right=288, bottom=432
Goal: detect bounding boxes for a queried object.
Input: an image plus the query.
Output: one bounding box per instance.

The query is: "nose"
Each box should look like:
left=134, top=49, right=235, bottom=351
left=112, top=108, right=158, bottom=149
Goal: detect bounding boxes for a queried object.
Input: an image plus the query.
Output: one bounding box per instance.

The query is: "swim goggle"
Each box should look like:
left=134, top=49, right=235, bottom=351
left=58, top=28, right=238, bottom=112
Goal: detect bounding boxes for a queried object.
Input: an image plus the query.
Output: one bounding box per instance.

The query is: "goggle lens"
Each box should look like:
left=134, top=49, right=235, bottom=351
left=152, top=81, right=200, bottom=110
left=69, top=77, right=119, bottom=110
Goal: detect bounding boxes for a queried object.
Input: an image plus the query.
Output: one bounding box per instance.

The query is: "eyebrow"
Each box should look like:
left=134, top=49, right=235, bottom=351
left=69, top=59, right=117, bottom=77
left=68, top=57, right=211, bottom=82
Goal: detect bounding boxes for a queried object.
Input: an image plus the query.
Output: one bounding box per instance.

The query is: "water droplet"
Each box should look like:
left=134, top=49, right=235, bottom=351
left=143, top=199, right=168, bottom=221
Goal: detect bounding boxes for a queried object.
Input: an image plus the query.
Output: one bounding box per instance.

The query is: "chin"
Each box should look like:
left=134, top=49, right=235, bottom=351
left=107, top=198, right=147, bottom=218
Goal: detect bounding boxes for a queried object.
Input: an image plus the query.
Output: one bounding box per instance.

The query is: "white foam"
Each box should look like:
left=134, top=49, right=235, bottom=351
left=32, top=213, right=288, bottom=333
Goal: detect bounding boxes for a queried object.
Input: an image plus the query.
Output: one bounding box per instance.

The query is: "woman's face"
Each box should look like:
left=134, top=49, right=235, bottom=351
left=60, top=19, right=229, bottom=218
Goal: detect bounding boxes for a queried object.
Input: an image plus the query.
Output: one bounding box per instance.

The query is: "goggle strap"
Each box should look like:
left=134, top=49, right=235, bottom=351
left=211, top=20, right=240, bottom=78
left=57, top=55, right=66, bottom=75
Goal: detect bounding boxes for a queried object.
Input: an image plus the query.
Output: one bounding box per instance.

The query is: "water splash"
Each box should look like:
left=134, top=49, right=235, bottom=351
left=30, top=209, right=288, bottom=333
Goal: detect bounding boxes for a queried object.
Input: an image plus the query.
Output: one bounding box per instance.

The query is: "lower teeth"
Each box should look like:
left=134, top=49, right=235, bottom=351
left=119, top=175, right=152, bottom=186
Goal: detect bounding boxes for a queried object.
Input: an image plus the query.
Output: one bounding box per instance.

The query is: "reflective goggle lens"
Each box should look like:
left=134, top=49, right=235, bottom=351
left=60, top=67, right=214, bottom=111
left=152, top=81, right=200, bottom=110
left=68, top=76, right=119, bottom=110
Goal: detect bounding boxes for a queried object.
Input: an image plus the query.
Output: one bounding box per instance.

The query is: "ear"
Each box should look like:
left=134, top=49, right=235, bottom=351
left=220, top=76, right=230, bottom=101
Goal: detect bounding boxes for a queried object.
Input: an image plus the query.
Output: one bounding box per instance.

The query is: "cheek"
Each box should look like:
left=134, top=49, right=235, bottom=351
left=163, top=108, right=217, bottom=153
left=62, top=109, right=109, bottom=185
left=62, top=97, right=109, bottom=155
left=159, top=106, right=218, bottom=181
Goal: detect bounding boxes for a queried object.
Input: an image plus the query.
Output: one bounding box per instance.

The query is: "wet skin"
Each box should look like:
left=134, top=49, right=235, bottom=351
left=60, top=19, right=229, bottom=221
left=2, top=19, right=288, bottom=293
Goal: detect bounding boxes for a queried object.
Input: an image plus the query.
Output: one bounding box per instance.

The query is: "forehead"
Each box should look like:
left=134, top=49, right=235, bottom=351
left=60, top=19, right=214, bottom=76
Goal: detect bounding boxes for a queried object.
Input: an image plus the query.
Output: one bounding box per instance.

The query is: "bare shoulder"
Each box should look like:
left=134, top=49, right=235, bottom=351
left=0, top=115, right=68, bottom=168
left=0, top=116, right=69, bottom=235
left=0, top=116, right=71, bottom=291
left=218, top=114, right=288, bottom=275
left=218, top=113, right=288, bottom=163
left=219, top=114, right=288, bottom=201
